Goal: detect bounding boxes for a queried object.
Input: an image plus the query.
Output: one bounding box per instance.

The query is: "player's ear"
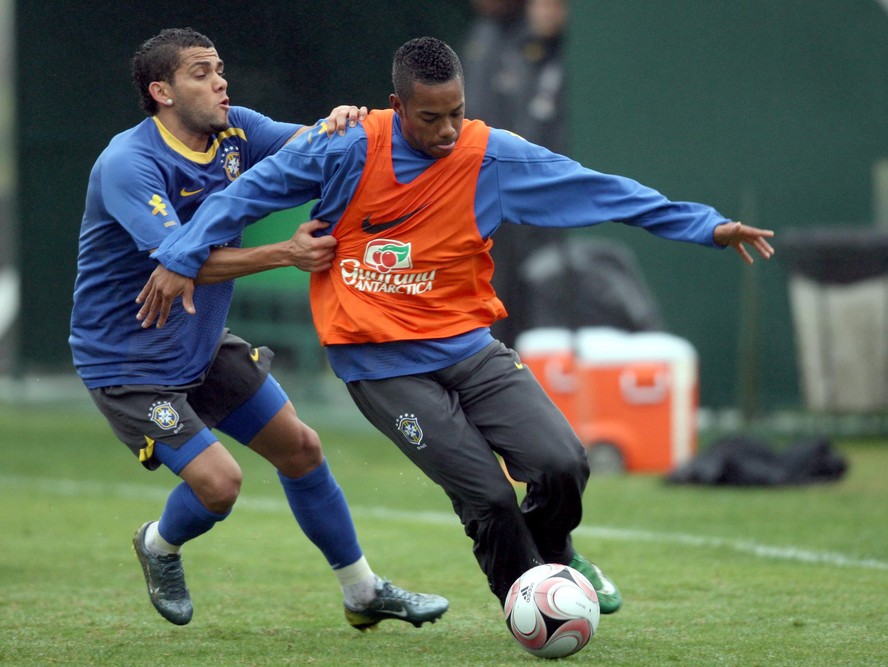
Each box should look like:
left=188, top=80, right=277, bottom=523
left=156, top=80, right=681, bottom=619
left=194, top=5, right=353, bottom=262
left=390, top=93, right=403, bottom=117
left=148, top=82, right=173, bottom=109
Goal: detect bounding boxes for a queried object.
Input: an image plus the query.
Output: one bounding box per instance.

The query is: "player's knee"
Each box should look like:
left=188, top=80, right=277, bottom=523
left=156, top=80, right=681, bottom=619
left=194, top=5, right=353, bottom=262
left=197, top=465, right=243, bottom=513
left=482, top=482, right=523, bottom=518
left=544, top=438, right=589, bottom=482
left=275, top=422, right=324, bottom=477
left=515, top=445, right=587, bottom=494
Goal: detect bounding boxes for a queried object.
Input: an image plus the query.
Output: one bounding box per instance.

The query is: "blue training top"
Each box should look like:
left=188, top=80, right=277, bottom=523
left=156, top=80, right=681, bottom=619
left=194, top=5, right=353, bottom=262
left=69, top=107, right=301, bottom=388
left=154, top=112, right=728, bottom=383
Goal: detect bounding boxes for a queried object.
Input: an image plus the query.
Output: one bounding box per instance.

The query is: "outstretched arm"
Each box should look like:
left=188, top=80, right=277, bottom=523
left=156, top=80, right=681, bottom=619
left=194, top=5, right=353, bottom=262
left=713, top=221, right=775, bottom=264
left=136, top=219, right=336, bottom=328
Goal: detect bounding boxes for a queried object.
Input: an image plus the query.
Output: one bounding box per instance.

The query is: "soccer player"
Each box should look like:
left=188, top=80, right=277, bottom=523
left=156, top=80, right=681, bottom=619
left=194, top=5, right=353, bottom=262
left=137, top=37, right=775, bottom=617
left=69, top=28, right=448, bottom=629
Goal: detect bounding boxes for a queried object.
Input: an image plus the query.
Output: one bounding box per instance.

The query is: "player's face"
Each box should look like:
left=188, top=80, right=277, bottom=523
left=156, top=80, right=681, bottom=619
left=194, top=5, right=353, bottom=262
left=391, top=78, right=464, bottom=160
left=167, top=47, right=230, bottom=136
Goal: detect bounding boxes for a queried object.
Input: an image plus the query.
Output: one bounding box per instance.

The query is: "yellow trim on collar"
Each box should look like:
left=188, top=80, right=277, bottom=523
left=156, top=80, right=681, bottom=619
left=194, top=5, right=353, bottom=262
left=152, top=116, right=246, bottom=164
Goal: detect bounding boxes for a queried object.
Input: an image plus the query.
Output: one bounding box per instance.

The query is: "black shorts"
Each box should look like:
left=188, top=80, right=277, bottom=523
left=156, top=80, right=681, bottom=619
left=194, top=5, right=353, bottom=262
left=89, top=332, right=279, bottom=471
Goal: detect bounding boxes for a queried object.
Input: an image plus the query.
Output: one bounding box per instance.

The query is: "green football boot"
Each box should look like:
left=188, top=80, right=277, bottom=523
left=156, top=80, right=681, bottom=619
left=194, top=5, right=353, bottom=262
left=569, top=553, right=623, bottom=614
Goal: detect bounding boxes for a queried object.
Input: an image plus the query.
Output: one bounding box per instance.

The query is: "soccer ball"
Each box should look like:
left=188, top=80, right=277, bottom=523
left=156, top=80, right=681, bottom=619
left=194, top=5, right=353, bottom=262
left=503, top=564, right=600, bottom=659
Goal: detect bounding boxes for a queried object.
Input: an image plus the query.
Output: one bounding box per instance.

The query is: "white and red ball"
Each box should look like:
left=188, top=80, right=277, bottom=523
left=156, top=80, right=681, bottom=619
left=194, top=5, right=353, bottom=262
left=503, top=564, right=600, bottom=659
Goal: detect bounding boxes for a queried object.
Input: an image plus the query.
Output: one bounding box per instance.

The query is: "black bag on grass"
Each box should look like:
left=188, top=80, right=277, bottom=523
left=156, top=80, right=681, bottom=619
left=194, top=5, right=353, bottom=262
left=665, top=436, right=847, bottom=486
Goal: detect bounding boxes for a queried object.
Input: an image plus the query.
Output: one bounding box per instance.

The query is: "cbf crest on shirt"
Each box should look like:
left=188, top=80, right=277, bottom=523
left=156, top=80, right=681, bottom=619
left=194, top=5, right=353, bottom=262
left=221, top=143, right=242, bottom=181
left=148, top=116, right=253, bottom=227
left=70, top=106, right=301, bottom=389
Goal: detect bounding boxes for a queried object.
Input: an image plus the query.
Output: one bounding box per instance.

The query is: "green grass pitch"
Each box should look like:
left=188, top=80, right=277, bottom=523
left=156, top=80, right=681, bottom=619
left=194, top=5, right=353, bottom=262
left=1, top=397, right=887, bottom=666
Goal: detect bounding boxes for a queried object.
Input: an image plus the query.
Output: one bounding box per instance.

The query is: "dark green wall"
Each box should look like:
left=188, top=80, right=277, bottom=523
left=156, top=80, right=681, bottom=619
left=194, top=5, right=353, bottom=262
left=566, top=1, right=888, bottom=409
left=14, top=0, right=470, bottom=371
left=16, top=1, right=888, bottom=410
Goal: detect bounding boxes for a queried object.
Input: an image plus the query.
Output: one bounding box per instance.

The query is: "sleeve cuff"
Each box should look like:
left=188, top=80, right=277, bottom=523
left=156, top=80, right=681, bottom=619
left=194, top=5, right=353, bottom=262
left=149, top=249, right=202, bottom=279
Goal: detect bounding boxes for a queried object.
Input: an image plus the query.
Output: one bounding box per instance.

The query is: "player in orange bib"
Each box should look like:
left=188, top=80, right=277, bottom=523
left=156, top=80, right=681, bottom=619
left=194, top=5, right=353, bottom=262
left=140, top=37, right=775, bottom=621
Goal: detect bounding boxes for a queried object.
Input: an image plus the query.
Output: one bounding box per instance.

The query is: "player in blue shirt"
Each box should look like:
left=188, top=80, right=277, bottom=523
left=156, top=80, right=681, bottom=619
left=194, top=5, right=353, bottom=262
left=69, top=28, right=448, bottom=630
left=137, top=37, right=775, bottom=619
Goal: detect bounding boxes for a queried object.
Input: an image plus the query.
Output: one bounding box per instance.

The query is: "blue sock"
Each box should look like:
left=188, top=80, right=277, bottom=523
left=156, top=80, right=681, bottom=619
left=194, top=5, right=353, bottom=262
left=278, top=460, right=363, bottom=569
left=157, top=482, right=230, bottom=546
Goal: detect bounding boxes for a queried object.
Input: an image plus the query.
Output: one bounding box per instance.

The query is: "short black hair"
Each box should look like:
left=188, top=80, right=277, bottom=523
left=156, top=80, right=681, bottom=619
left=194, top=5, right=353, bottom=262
left=131, top=28, right=215, bottom=116
left=392, top=37, right=463, bottom=103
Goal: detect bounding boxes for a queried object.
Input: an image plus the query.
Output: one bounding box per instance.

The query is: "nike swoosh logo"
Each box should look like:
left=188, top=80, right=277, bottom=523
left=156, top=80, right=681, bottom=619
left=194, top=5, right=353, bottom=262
left=180, top=187, right=204, bottom=197
left=250, top=348, right=260, bottom=362
left=514, top=362, right=524, bottom=370
left=361, top=204, right=428, bottom=234
left=590, top=563, right=617, bottom=595
left=379, top=608, right=409, bottom=618
left=598, top=579, right=617, bottom=595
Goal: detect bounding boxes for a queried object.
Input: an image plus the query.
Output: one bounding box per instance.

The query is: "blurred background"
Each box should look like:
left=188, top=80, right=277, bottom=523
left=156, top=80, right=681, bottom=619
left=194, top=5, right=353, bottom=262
left=2, top=0, right=888, bottom=436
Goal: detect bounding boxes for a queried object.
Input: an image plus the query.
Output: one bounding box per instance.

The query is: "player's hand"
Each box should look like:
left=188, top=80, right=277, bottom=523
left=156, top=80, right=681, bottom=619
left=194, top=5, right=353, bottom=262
left=286, top=219, right=338, bottom=272
left=323, top=105, right=368, bottom=136
left=136, top=265, right=195, bottom=329
left=713, top=221, right=775, bottom=264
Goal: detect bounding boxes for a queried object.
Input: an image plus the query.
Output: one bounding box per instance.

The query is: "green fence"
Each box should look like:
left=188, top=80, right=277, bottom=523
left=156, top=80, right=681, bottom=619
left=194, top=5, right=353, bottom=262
left=14, top=1, right=888, bottom=413
left=228, top=204, right=322, bottom=372
left=566, top=0, right=888, bottom=410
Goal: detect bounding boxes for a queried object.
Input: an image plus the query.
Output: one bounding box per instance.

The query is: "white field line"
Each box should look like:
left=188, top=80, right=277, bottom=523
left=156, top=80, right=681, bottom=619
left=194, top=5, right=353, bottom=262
left=3, top=474, right=887, bottom=572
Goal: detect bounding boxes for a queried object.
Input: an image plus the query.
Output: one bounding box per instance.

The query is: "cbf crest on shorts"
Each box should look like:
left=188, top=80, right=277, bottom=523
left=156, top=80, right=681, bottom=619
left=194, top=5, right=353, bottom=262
left=396, top=413, right=426, bottom=450
left=149, top=401, right=180, bottom=431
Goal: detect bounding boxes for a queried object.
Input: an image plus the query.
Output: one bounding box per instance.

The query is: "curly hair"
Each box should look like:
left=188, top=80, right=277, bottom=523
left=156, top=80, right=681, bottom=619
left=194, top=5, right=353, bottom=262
left=131, top=28, right=215, bottom=116
left=392, top=37, right=463, bottom=103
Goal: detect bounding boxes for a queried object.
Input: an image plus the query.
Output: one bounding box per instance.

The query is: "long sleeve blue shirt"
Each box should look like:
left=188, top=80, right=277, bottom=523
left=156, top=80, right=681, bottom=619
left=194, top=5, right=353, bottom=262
left=154, top=112, right=728, bottom=381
